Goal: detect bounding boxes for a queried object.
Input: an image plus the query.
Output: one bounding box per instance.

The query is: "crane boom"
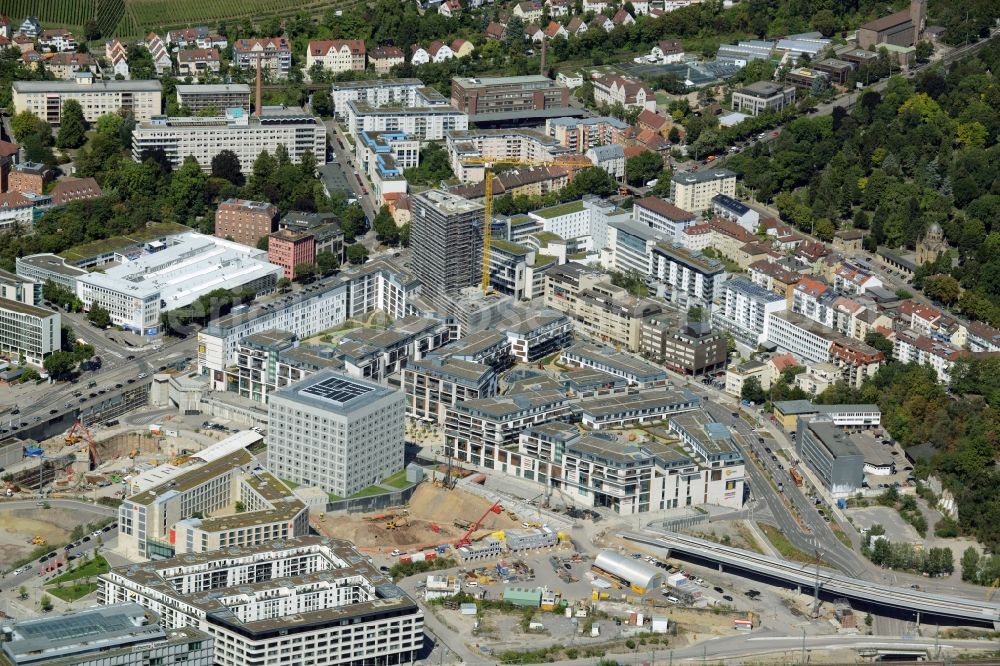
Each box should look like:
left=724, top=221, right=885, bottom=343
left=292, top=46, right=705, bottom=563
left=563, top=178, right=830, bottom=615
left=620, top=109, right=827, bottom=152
left=455, top=500, right=503, bottom=548
left=462, top=156, right=591, bottom=292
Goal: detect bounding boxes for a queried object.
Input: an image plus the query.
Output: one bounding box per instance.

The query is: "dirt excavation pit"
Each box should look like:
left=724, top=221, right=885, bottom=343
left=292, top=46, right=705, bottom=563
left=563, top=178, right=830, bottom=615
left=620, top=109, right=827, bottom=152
left=313, top=484, right=522, bottom=552
left=0, top=507, right=79, bottom=564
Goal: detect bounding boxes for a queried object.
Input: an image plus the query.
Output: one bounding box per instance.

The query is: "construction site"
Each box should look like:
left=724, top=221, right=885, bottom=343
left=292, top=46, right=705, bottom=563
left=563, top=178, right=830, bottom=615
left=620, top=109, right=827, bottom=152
left=312, top=483, right=533, bottom=553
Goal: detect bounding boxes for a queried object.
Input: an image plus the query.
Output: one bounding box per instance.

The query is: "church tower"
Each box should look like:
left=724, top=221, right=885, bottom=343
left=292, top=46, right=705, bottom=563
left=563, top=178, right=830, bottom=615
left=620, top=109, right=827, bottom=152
left=909, top=0, right=927, bottom=44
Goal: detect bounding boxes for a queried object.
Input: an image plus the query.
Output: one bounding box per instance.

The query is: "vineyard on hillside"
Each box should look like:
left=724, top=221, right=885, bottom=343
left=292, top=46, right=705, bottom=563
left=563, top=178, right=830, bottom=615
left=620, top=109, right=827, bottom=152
left=1, top=0, right=360, bottom=40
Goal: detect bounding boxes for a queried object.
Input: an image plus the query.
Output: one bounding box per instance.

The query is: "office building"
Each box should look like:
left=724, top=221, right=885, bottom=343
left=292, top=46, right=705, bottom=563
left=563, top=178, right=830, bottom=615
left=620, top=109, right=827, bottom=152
left=330, top=78, right=424, bottom=119
left=641, top=313, right=727, bottom=376
left=450, top=75, right=574, bottom=123
left=76, top=234, right=281, bottom=335
left=403, top=355, right=498, bottom=423
left=344, top=95, right=468, bottom=141
left=634, top=197, right=697, bottom=240
left=670, top=169, right=737, bottom=213
left=118, top=435, right=307, bottom=560
left=12, top=75, right=162, bottom=124
left=650, top=242, right=726, bottom=309
left=233, top=37, right=291, bottom=78
left=15, top=254, right=87, bottom=289
left=730, top=81, right=796, bottom=116
left=268, top=228, right=315, bottom=280
left=765, top=310, right=836, bottom=364
left=99, top=537, right=424, bottom=666
left=579, top=390, right=699, bottom=430
left=0, top=297, right=60, bottom=366
left=410, top=190, right=483, bottom=300
left=795, top=417, right=864, bottom=495
left=606, top=219, right=667, bottom=275
left=214, top=198, right=279, bottom=248
left=198, top=279, right=349, bottom=388
left=176, top=83, right=251, bottom=113
left=131, top=107, right=326, bottom=172
left=713, top=277, right=786, bottom=345
left=772, top=399, right=881, bottom=431
left=9, top=163, right=51, bottom=196
left=0, top=605, right=213, bottom=666
left=306, top=39, right=365, bottom=74
left=268, top=371, right=404, bottom=497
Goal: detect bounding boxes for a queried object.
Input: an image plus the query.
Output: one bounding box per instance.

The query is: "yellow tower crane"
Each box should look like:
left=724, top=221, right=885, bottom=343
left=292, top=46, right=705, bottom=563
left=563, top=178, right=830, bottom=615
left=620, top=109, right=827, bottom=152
left=461, top=156, right=593, bottom=291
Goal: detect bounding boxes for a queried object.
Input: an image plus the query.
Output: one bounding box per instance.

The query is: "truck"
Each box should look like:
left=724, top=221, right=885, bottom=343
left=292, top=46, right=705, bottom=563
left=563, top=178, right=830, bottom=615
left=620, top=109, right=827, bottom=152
left=789, top=468, right=803, bottom=487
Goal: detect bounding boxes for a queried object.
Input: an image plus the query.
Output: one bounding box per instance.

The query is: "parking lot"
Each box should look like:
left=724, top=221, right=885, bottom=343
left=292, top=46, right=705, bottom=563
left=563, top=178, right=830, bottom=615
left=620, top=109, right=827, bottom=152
left=846, top=506, right=921, bottom=544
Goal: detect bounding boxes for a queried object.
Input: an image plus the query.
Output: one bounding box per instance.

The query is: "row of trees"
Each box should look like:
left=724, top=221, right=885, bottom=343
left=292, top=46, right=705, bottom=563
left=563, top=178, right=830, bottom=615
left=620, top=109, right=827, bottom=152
left=862, top=525, right=954, bottom=576
left=960, top=547, right=1000, bottom=586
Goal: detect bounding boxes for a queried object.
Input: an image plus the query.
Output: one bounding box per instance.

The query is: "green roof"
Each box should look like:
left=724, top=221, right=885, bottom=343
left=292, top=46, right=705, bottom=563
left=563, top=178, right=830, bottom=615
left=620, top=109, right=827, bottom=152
left=492, top=239, right=530, bottom=255
left=535, top=231, right=563, bottom=247
left=532, top=254, right=558, bottom=267
left=533, top=200, right=586, bottom=219
left=58, top=223, right=193, bottom=262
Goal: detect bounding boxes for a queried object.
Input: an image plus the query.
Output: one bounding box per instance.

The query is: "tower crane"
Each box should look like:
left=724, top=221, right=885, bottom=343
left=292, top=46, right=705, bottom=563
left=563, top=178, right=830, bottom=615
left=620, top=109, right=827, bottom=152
left=460, top=156, right=593, bottom=292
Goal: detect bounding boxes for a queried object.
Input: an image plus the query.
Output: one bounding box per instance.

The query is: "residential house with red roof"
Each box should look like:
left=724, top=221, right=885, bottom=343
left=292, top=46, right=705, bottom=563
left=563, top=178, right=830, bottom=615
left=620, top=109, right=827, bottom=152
left=51, top=177, right=102, bottom=206
left=368, top=46, right=404, bottom=73
left=306, top=40, right=366, bottom=74
left=592, top=74, right=655, bottom=112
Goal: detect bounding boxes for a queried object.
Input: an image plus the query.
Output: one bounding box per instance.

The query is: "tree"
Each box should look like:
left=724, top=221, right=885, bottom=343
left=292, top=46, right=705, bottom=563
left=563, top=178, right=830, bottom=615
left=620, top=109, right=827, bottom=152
left=57, top=99, right=88, bottom=149
left=86, top=305, right=111, bottom=329
left=811, top=9, right=837, bottom=37
left=961, top=546, right=980, bottom=582
left=17, top=586, right=26, bottom=600
left=312, top=89, right=334, bottom=117
left=256, top=235, right=269, bottom=251
left=39, top=595, right=52, bottom=612
left=294, top=263, right=318, bottom=282
left=83, top=19, right=101, bottom=41
left=813, top=218, right=836, bottom=242
left=11, top=111, right=52, bottom=145
left=211, top=150, right=245, bottom=186
left=169, top=156, right=208, bottom=222
left=346, top=243, right=369, bottom=264
left=741, top=377, right=766, bottom=404
left=276, top=277, right=292, bottom=292
left=915, top=40, right=934, bottom=62
left=624, top=150, right=663, bottom=186
left=922, top=274, right=961, bottom=305
left=316, top=251, right=340, bottom=274
left=340, top=204, right=366, bottom=240
left=372, top=205, right=399, bottom=244
left=44, top=351, right=78, bottom=378
left=864, top=331, right=894, bottom=361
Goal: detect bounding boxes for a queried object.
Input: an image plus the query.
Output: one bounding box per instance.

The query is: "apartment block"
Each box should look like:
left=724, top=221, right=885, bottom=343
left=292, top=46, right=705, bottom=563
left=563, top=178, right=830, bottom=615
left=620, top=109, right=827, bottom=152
left=670, top=169, right=737, bottom=213
left=634, top=196, right=697, bottom=240
left=410, top=190, right=484, bottom=300
left=544, top=264, right=662, bottom=352
left=355, top=131, right=419, bottom=204
left=306, top=39, right=366, bottom=73
left=713, top=277, right=786, bottom=345
left=233, top=37, right=292, bottom=78
left=649, top=242, right=726, bottom=309
left=446, top=128, right=576, bottom=183
left=330, top=78, right=424, bottom=119
left=99, top=537, right=423, bottom=666
left=231, top=330, right=342, bottom=402
left=133, top=107, right=326, bottom=172
left=505, top=311, right=573, bottom=362
left=337, top=315, right=451, bottom=383
left=268, top=370, right=404, bottom=496
left=345, top=94, right=468, bottom=141
left=560, top=342, right=667, bottom=387
left=12, top=75, right=163, bottom=124
left=403, top=354, right=498, bottom=423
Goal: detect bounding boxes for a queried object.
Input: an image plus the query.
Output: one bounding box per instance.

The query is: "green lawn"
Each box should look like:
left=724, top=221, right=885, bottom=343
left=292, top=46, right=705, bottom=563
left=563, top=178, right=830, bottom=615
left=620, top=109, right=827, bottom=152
left=328, top=493, right=343, bottom=502
left=280, top=478, right=301, bottom=489
left=350, top=485, right=388, bottom=498
left=757, top=522, right=823, bottom=565
left=47, top=583, right=98, bottom=602
left=382, top=470, right=412, bottom=490
left=46, top=556, right=109, bottom=586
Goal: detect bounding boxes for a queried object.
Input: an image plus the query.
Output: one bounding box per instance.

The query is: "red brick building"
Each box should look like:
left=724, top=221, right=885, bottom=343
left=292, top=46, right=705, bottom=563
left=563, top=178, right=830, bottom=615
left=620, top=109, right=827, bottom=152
left=268, top=228, right=315, bottom=280
left=214, top=199, right=279, bottom=247
left=9, top=162, right=51, bottom=195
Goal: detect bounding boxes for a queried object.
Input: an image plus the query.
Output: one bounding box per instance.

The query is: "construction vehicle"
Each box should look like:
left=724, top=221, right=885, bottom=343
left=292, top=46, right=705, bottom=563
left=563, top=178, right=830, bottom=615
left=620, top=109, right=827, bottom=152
left=385, top=516, right=408, bottom=530
left=453, top=519, right=472, bottom=530
left=454, top=501, right=503, bottom=548
left=461, top=156, right=592, bottom=292
left=31, top=535, right=45, bottom=545
left=506, top=510, right=518, bottom=521
left=128, top=448, right=139, bottom=459
left=65, top=421, right=98, bottom=469
left=171, top=455, right=191, bottom=466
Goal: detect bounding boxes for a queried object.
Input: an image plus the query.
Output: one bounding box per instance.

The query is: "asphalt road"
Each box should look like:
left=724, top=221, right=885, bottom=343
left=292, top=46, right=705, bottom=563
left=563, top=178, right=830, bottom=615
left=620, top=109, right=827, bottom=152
left=323, top=119, right=378, bottom=221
